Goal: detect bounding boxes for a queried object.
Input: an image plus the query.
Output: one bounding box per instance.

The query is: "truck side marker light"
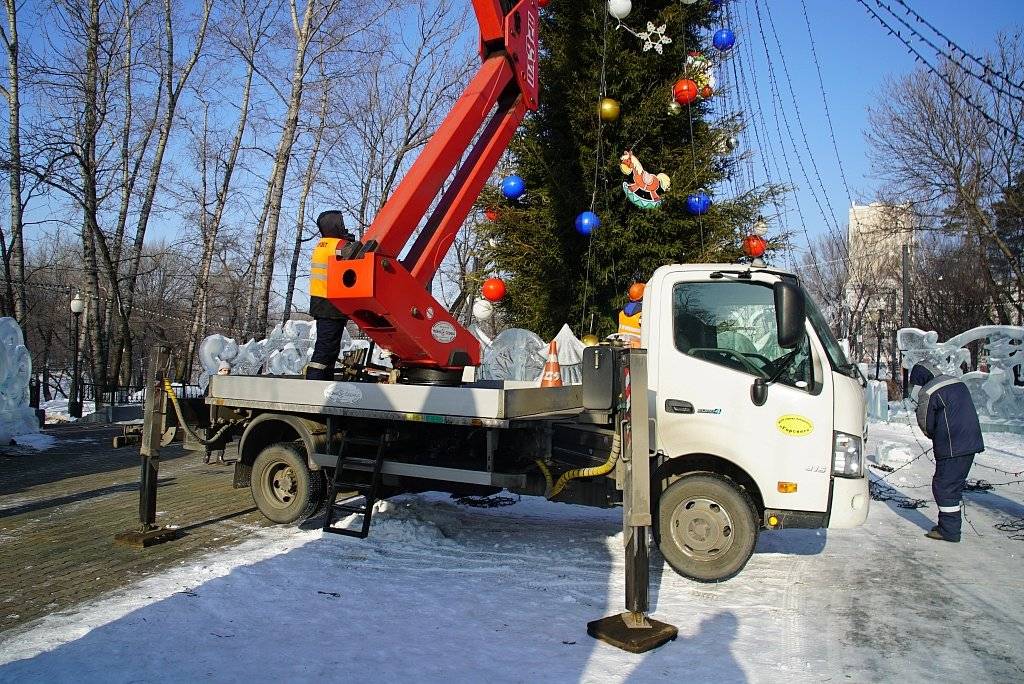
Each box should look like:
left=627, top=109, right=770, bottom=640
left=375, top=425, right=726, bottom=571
left=777, top=481, right=797, bottom=493
left=767, top=515, right=780, bottom=527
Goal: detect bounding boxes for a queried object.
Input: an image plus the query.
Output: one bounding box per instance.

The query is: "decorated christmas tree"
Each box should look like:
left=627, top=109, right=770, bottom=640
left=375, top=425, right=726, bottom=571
left=479, top=0, right=780, bottom=339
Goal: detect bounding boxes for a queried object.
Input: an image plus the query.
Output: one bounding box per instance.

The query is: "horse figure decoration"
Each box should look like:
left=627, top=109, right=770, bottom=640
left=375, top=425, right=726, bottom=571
left=619, top=151, right=671, bottom=209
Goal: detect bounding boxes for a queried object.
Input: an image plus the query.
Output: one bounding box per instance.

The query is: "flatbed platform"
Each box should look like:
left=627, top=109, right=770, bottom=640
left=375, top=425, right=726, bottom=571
left=206, top=376, right=584, bottom=427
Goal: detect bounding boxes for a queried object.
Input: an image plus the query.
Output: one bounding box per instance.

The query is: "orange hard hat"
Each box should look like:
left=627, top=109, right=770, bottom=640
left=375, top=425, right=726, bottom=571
left=628, top=282, right=645, bottom=301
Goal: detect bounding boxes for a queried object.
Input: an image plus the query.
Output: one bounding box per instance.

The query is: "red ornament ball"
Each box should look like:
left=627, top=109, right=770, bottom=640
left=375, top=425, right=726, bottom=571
left=538, top=0, right=549, bottom=6
left=700, top=85, right=713, bottom=99
left=482, top=277, right=507, bottom=302
left=673, top=79, right=699, bottom=105
left=742, top=234, right=767, bottom=259
left=484, top=206, right=498, bottom=222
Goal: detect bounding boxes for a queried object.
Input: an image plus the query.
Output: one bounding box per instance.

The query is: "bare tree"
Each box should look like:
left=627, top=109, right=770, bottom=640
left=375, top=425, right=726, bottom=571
left=866, top=35, right=1024, bottom=323
left=117, top=0, right=212, bottom=382
left=0, top=0, right=25, bottom=325
left=334, top=0, right=472, bottom=235
left=281, top=66, right=328, bottom=322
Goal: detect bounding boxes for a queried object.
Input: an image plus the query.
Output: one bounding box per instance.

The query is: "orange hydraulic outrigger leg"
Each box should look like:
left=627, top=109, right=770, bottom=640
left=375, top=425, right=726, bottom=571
left=323, top=0, right=539, bottom=375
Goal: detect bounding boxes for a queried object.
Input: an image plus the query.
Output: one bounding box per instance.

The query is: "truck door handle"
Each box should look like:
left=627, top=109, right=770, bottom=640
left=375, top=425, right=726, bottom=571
left=665, top=399, right=694, bottom=414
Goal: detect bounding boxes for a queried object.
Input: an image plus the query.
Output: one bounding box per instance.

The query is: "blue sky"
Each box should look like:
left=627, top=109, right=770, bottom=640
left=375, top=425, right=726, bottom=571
left=722, top=0, right=1024, bottom=252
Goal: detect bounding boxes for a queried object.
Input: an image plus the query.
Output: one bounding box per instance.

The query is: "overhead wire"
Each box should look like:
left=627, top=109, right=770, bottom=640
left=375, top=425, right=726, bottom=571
left=853, top=0, right=1020, bottom=140
left=579, top=1, right=610, bottom=334
left=889, top=0, right=1024, bottom=96
left=880, top=0, right=1024, bottom=105
left=750, top=0, right=825, bottom=283
left=759, top=0, right=844, bottom=239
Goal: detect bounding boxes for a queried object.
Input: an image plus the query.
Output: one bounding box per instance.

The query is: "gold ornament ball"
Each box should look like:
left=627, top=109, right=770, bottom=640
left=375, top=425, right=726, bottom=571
left=582, top=334, right=600, bottom=347
left=667, top=101, right=682, bottom=116
left=599, top=98, right=621, bottom=122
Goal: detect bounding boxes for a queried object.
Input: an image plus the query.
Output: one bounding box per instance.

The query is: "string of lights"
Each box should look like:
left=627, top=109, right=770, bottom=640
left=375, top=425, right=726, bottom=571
left=759, top=0, right=844, bottom=238
left=854, top=0, right=1020, bottom=140
left=879, top=0, right=1024, bottom=105
left=750, top=0, right=828, bottom=284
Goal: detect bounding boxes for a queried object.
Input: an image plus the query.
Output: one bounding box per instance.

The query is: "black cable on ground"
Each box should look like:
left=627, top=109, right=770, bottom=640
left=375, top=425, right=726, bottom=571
left=453, top=493, right=520, bottom=508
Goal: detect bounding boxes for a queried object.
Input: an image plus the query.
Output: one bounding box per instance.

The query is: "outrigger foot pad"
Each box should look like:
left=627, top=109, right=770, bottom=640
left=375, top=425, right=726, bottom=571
left=114, top=526, right=180, bottom=548
left=587, top=612, right=678, bottom=653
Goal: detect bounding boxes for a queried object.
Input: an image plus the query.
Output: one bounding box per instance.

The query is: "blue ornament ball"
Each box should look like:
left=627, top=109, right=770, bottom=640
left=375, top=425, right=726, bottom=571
left=575, top=211, right=600, bottom=235
left=501, top=175, right=526, bottom=200
left=686, top=192, right=711, bottom=215
left=713, top=28, right=736, bottom=51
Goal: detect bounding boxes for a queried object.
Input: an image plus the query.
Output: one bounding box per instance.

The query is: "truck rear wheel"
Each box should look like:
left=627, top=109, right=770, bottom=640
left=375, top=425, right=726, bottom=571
left=251, top=442, right=324, bottom=524
left=657, top=473, right=758, bottom=582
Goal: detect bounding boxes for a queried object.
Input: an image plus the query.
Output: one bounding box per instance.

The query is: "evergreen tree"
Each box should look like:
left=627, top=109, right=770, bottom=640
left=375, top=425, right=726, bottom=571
left=479, top=0, right=780, bottom=339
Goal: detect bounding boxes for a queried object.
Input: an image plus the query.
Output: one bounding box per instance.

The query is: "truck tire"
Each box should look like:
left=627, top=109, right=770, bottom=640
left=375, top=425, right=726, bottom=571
left=657, top=473, right=758, bottom=582
left=251, top=442, right=324, bottom=524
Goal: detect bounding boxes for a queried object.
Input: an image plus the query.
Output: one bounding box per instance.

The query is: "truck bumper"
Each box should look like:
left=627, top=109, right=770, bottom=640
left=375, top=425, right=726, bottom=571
left=827, top=475, right=869, bottom=529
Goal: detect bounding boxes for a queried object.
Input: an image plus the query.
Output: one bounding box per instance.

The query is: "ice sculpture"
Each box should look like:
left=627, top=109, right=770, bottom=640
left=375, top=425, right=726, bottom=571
left=899, top=326, right=1024, bottom=425
left=550, top=324, right=586, bottom=385
left=197, top=320, right=396, bottom=389
left=0, top=317, right=39, bottom=442
left=478, top=328, right=547, bottom=382
left=477, top=325, right=586, bottom=385
left=865, top=380, right=889, bottom=422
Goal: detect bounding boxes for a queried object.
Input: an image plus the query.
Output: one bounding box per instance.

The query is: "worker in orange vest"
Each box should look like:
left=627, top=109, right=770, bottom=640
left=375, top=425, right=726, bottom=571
left=306, top=211, right=354, bottom=380
left=617, top=283, right=644, bottom=348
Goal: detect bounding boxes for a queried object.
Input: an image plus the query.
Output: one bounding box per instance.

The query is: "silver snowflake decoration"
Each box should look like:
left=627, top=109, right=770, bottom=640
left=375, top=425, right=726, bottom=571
left=637, top=22, right=671, bottom=54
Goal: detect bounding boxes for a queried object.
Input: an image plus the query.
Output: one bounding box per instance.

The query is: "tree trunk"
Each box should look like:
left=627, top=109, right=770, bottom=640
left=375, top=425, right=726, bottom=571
left=253, top=0, right=316, bottom=335
left=2, top=0, right=24, bottom=330
left=282, top=79, right=328, bottom=322
left=121, top=0, right=212, bottom=377
left=186, top=63, right=254, bottom=370
left=81, top=0, right=106, bottom=407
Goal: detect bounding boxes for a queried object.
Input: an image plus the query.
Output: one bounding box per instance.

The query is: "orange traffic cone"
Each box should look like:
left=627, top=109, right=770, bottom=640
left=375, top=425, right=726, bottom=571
left=540, top=340, right=562, bottom=388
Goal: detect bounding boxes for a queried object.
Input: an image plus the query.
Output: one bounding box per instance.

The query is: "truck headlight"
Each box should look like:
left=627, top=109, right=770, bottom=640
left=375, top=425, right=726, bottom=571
left=832, top=431, right=863, bottom=478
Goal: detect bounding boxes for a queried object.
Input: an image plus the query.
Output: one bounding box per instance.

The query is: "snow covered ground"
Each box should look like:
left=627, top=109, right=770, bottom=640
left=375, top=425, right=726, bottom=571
left=8, top=433, right=57, bottom=451
left=0, top=416, right=1022, bottom=682
left=39, top=400, right=95, bottom=424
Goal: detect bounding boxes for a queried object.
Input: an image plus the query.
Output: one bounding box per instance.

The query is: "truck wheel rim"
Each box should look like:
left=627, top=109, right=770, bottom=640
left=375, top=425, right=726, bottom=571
left=262, top=462, right=297, bottom=509
left=670, top=497, right=734, bottom=561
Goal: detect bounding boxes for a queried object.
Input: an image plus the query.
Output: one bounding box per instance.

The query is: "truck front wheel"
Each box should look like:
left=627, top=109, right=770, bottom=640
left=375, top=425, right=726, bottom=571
left=657, top=473, right=758, bottom=582
left=251, top=442, right=324, bottom=524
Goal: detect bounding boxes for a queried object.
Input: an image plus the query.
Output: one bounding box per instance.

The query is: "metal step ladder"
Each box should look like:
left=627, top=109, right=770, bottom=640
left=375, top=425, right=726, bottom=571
left=322, top=428, right=388, bottom=538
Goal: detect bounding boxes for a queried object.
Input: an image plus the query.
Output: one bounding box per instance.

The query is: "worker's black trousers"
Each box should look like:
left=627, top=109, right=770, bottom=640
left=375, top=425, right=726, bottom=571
left=306, top=318, right=348, bottom=381
left=932, top=453, right=975, bottom=541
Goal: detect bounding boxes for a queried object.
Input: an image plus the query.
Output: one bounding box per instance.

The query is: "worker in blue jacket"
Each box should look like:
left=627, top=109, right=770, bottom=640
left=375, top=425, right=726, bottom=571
left=908, top=362, right=985, bottom=542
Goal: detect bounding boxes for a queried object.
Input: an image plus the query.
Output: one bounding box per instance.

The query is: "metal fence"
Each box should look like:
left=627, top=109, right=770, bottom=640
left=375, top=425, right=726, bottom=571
left=76, top=382, right=205, bottom=405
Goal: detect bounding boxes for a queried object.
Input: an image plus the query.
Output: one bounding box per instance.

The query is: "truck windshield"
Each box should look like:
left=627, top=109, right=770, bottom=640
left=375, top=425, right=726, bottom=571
left=802, top=290, right=854, bottom=375
left=672, top=281, right=813, bottom=389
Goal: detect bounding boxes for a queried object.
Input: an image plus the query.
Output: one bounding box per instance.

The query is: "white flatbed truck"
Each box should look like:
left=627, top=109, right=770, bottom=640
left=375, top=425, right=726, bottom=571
left=121, top=263, right=869, bottom=653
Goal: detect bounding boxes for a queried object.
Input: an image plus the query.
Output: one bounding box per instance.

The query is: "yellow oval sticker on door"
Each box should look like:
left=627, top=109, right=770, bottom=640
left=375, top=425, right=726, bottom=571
left=777, top=414, right=813, bottom=436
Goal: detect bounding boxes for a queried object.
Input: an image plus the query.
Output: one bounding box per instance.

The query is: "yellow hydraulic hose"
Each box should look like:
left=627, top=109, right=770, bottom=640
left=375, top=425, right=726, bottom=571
left=535, top=431, right=621, bottom=500
left=162, top=378, right=238, bottom=445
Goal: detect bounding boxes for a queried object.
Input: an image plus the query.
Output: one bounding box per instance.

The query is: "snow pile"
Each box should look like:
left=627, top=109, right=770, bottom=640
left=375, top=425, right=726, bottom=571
left=0, top=317, right=38, bottom=442
left=899, top=326, right=1024, bottom=425
left=39, top=399, right=96, bottom=424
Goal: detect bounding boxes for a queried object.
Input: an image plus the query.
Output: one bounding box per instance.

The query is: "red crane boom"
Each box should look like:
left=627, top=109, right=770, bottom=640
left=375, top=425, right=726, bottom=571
left=323, top=0, right=539, bottom=375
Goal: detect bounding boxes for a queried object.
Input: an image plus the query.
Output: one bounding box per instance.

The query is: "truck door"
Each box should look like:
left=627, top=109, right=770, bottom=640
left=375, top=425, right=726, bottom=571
left=654, top=275, right=835, bottom=513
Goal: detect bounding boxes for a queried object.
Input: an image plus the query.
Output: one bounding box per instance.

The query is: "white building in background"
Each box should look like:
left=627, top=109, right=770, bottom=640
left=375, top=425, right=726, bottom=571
left=845, top=203, right=917, bottom=369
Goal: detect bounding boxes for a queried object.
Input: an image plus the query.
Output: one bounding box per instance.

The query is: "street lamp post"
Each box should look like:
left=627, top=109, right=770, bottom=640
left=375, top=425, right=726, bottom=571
left=873, top=307, right=884, bottom=381
left=69, top=293, right=85, bottom=419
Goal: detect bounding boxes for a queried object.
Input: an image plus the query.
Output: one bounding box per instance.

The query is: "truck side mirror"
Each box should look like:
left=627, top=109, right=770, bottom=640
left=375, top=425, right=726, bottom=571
left=774, top=281, right=806, bottom=349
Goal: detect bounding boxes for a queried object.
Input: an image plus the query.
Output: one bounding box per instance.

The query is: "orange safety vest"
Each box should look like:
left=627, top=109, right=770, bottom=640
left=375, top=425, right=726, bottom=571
left=617, top=309, right=642, bottom=347
left=310, top=238, right=342, bottom=299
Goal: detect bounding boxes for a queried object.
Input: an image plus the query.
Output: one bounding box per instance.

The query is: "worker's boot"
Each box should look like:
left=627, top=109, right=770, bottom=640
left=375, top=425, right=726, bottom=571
left=925, top=528, right=959, bottom=542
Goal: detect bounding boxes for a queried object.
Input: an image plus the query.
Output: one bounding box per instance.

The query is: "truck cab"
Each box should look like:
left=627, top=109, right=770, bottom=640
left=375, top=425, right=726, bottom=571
left=641, top=263, right=869, bottom=580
